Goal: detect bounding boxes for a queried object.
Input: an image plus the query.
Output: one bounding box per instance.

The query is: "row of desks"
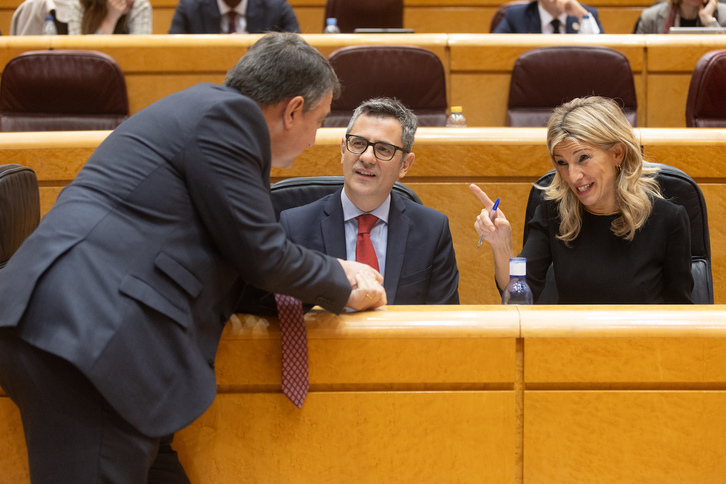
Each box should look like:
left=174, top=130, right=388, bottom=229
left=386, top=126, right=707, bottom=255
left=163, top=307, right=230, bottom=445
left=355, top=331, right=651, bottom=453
left=0, top=0, right=670, bottom=36
left=0, top=34, right=723, bottom=127
left=5, top=127, right=725, bottom=305
left=4, top=304, right=726, bottom=482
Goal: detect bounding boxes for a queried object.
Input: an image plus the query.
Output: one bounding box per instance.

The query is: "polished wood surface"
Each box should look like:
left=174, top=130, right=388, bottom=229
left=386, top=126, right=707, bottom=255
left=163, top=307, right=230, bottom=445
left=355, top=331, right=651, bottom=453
left=4, top=127, right=725, bottom=305
left=519, top=305, right=726, bottom=483
left=4, top=305, right=726, bottom=482
left=1, top=34, right=722, bottom=127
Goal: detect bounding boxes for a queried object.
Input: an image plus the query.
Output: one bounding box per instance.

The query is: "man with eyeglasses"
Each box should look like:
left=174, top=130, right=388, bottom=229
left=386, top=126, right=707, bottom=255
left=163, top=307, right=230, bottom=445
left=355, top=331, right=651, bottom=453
left=278, top=97, right=460, bottom=305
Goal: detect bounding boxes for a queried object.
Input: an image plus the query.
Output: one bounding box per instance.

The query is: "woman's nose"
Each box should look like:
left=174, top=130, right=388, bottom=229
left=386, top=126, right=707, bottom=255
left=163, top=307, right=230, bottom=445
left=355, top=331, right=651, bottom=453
left=569, top=164, right=583, bottom=180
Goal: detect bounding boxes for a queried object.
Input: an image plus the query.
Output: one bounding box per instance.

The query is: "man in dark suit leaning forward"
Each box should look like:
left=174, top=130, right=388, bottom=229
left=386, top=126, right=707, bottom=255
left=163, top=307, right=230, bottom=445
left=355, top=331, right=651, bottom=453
left=280, top=98, right=460, bottom=305
left=0, top=32, right=386, bottom=483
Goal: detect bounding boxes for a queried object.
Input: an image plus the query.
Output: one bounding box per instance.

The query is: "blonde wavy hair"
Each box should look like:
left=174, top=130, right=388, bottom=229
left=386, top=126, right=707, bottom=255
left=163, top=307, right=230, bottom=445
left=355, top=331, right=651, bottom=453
left=544, top=96, right=661, bottom=245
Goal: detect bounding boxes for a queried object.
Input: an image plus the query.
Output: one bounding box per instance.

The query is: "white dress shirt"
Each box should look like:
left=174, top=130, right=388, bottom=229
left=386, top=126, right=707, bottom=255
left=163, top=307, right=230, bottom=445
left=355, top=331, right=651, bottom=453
left=341, top=189, right=390, bottom=278
left=218, top=0, right=248, bottom=34
left=538, top=2, right=600, bottom=33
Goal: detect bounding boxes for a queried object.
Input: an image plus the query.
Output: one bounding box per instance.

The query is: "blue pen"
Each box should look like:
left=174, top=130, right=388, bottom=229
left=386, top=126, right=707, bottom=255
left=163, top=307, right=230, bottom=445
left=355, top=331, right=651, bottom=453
left=478, top=198, right=500, bottom=247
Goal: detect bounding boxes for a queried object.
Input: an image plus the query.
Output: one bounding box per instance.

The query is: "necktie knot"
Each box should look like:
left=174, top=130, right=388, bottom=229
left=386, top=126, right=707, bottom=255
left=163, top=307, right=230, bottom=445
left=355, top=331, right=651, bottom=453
left=357, top=214, right=378, bottom=235
left=550, top=18, right=561, bottom=34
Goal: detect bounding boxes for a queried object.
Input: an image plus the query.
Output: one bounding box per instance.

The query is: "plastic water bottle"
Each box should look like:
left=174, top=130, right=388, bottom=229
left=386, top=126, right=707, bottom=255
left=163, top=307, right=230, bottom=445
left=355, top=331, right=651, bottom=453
left=502, top=257, right=534, bottom=305
left=578, top=14, right=596, bottom=34
left=446, top=106, right=467, bottom=127
left=42, top=15, right=57, bottom=36
left=324, top=18, right=341, bottom=34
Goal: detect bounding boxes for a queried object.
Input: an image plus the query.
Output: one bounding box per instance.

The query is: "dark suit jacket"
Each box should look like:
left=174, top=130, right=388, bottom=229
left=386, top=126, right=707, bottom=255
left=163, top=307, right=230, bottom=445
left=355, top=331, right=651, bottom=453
left=168, top=0, right=300, bottom=34
left=0, top=83, right=350, bottom=437
left=493, top=0, right=603, bottom=33
left=279, top=189, right=460, bottom=305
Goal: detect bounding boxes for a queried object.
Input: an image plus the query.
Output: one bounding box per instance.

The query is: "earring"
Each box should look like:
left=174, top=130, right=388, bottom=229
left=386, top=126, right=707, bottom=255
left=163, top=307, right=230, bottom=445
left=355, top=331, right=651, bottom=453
left=617, top=164, right=622, bottom=172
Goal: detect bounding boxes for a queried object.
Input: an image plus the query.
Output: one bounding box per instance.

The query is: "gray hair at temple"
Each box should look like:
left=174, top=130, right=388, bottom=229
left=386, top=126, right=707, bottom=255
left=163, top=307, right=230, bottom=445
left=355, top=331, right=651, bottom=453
left=346, top=97, right=418, bottom=154
left=225, top=32, right=341, bottom=113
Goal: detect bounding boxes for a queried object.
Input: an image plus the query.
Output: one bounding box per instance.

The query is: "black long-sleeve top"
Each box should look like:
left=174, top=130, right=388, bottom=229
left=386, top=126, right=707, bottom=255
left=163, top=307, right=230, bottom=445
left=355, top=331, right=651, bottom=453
left=521, top=197, right=694, bottom=304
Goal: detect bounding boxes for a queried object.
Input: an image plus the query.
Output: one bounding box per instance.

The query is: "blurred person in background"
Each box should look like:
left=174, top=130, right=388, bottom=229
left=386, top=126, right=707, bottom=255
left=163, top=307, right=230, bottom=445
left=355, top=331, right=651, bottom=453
left=494, top=0, right=603, bottom=33
left=634, top=0, right=726, bottom=33
left=169, top=0, right=299, bottom=34
left=68, top=0, right=152, bottom=34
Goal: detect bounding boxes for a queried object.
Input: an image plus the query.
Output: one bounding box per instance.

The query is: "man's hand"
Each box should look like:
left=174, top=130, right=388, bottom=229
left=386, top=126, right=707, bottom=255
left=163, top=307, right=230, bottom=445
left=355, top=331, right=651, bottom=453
left=700, top=0, right=719, bottom=26
left=338, top=260, right=386, bottom=310
left=108, top=0, right=134, bottom=15
left=555, top=0, right=588, bottom=19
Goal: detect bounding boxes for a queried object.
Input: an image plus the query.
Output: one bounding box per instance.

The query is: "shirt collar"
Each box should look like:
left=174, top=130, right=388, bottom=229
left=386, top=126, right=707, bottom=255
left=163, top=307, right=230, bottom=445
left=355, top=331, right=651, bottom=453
left=538, top=3, right=567, bottom=29
left=341, top=189, right=391, bottom=224
left=217, top=0, right=247, bottom=16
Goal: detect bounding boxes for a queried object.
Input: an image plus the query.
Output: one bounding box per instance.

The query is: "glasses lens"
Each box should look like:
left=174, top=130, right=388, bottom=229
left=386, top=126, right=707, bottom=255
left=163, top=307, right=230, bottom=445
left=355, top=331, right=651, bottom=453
left=347, top=136, right=368, bottom=153
left=374, top=143, right=396, bottom=161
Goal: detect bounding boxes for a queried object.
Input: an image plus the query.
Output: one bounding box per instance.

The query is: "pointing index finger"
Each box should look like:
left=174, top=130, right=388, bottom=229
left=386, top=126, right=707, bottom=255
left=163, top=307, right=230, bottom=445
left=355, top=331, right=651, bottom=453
left=469, top=183, right=494, bottom=209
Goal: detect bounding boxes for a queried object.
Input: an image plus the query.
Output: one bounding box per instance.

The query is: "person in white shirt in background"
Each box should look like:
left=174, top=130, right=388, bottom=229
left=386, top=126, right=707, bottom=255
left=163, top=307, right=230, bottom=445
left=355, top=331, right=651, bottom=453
left=10, top=0, right=73, bottom=34
left=493, top=0, right=603, bottom=34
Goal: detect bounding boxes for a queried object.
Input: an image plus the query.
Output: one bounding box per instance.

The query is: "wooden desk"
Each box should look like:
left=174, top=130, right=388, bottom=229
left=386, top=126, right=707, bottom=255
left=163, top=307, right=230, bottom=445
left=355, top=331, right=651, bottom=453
left=4, top=127, right=725, bottom=305
left=4, top=305, right=726, bottom=482
left=0, top=35, right=724, bottom=128
left=520, top=305, right=726, bottom=483
left=0, top=34, right=449, bottom=116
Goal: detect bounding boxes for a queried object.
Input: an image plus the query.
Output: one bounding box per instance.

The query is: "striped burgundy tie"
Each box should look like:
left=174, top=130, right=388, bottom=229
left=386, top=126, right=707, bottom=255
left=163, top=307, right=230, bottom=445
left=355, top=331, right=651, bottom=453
left=274, top=293, right=308, bottom=408
left=228, top=11, right=236, bottom=33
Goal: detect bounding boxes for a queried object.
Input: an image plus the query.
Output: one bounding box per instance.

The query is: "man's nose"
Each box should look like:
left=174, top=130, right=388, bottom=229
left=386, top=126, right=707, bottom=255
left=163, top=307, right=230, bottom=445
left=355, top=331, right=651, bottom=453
left=360, top=144, right=378, bottom=162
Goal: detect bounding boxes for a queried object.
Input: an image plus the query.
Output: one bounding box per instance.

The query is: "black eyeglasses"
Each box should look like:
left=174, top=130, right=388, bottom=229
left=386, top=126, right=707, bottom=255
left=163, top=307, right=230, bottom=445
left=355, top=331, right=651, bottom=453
left=345, top=134, right=406, bottom=161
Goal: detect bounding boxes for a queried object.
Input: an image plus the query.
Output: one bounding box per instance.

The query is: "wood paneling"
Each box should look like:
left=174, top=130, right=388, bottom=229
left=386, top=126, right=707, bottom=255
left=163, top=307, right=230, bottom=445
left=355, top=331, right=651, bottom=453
left=525, top=391, right=726, bottom=483
left=0, top=35, right=723, bottom=127
left=4, top=306, right=726, bottom=482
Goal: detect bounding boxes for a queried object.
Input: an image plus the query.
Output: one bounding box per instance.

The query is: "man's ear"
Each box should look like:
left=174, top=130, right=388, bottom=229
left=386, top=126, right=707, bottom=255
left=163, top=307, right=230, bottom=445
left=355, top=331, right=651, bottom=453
left=398, top=152, right=415, bottom=179
left=283, top=96, right=305, bottom=129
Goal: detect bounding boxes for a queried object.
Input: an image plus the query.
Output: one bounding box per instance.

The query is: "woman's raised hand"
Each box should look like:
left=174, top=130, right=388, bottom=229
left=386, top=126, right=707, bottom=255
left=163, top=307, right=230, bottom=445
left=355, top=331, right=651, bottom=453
left=469, top=183, right=512, bottom=248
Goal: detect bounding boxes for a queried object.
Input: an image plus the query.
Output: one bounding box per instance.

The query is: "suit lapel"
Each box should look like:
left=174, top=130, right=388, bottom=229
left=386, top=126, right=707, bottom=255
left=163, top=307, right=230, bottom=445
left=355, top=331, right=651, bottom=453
left=203, top=0, right=222, bottom=33
left=246, top=0, right=260, bottom=33
left=320, top=190, right=347, bottom=260
left=526, top=3, right=543, bottom=33
left=383, top=193, right=409, bottom=304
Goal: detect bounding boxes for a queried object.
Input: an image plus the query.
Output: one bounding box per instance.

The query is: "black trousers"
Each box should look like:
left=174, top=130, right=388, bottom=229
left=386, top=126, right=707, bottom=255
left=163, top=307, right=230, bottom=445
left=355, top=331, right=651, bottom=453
left=0, top=328, right=190, bottom=484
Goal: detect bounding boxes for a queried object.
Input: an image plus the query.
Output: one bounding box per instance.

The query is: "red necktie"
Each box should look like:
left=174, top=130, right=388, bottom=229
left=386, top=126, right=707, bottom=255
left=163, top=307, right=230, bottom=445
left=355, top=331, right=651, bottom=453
left=274, top=293, right=308, bottom=408
left=356, top=214, right=379, bottom=271
left=228, top=11, right=236, bottom=33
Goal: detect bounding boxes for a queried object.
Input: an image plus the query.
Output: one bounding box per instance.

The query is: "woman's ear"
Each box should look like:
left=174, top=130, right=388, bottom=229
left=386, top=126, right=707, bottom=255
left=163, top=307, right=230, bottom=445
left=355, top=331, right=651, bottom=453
left=613, top=143, right=626, bottom=163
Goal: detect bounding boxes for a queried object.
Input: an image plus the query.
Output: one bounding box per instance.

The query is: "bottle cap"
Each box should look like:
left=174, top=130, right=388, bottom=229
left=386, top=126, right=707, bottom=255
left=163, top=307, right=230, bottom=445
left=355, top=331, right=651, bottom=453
left=450, top=106, right=462, bottom=113
left=45, top=15, right=53, bottom=21
left=326, top=18, right=337, bottom=25
left=509, top=257, right=527, bottom=277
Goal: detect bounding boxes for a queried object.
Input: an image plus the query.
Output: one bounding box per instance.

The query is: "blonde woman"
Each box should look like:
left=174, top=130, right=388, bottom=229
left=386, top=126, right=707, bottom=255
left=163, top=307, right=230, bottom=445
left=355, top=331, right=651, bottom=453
left=472, top=96, right=693, bottom=303
left=68, top=0, right=151, bottom=34
left=634, top=0, right=726, bottom=33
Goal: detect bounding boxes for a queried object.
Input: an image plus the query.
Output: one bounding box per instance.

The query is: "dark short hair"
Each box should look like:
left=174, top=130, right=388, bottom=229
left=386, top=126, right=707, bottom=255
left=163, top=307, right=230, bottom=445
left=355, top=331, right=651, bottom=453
left=346, top=97, right=417, bottom=153
left=225, top=32, right=341, bottom=112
